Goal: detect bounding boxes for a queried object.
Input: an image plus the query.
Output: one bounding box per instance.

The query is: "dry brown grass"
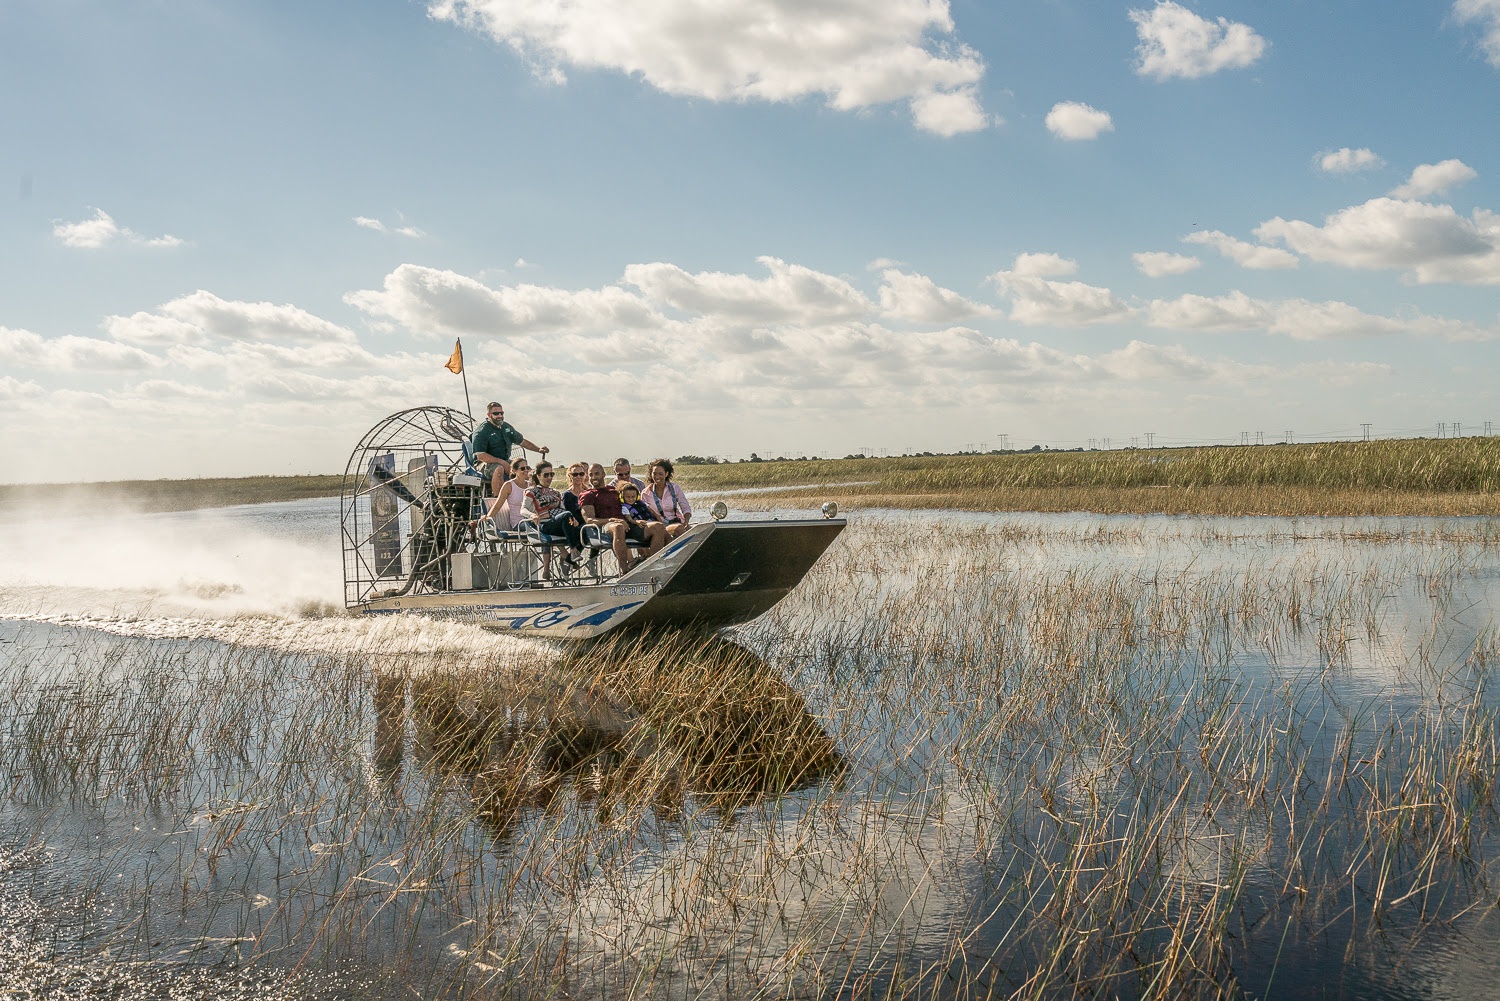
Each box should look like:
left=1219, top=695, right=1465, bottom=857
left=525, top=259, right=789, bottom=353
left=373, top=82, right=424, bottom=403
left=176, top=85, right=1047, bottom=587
left=680, top=437, right=1500, bottom=516
left=3, top=517, right=1499, bottom=998
left=0, top=474, right=344, bottom=513
left=723, top=484, right=1500, bottom=517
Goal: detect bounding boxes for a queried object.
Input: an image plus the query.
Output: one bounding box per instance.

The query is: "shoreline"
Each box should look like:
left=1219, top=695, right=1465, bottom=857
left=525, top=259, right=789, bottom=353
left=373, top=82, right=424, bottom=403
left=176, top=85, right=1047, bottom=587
left=4, top=438, right=1497, bottom=518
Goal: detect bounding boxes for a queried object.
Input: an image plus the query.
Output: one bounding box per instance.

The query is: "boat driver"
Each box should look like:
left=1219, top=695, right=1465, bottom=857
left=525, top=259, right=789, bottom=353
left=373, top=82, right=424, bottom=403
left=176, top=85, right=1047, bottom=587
left=471, top=401, right=548, bottom=497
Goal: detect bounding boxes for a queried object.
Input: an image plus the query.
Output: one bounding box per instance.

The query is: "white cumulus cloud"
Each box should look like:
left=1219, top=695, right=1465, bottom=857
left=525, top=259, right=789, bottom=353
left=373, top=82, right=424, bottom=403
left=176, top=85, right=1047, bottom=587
left=1045, top=101, right=1114, bottom=140
left=1010, top=252, right=1078, bottom=278
left=427, top=0, right=992, bottom=135
left=1454, top=0, right=1500, bottom=68
left=107, top=291, right=360, bottom=347
left=1389, top=158, right=1478, bottom=199
left=0, top=326, right=161, bottom=371
left=990, top=273, right=1131, bottom=327
left=53, top=208, right=183, bottom=249
left=878, top=270, right=998, bottom=323
left=1133, top=251, right=1202, bottom=277
left=1182, top=230, right=1299, bottom=269
left=1143, top=290, right=1500, bottom=340
left=347, top=264, right=664, bottom=337
left=1130, top=1, right=1267, bottom=80
left=1255, top=197, right=1500, bottom=284
left=354, top=215, right=426, bottom=238
left=624, top=257, right=872, bottom=322
left=1319, top=147, right=1384, bottom=174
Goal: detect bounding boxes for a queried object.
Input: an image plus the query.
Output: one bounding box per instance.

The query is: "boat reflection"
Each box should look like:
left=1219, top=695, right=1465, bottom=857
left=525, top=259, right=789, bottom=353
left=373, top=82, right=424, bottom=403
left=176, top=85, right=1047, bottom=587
left=372, top=635, right=842, bottom=837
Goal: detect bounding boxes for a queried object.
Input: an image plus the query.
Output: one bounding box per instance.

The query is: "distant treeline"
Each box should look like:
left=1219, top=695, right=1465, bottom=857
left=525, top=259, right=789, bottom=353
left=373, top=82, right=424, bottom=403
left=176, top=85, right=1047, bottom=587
left=0, top=474, right=345, bottom=514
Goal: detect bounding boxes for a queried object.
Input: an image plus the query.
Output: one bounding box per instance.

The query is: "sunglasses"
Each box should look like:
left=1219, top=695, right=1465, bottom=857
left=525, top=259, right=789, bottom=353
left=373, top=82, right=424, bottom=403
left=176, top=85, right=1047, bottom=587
left=540, top=472, right=555, bottom=479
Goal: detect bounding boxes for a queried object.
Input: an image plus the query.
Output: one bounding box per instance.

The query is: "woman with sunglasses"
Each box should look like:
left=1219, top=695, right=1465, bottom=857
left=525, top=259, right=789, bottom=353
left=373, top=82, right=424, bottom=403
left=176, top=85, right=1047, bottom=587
left=520, top=461, right=584, bottom=575
left=482, top=459, right=530, bottom=530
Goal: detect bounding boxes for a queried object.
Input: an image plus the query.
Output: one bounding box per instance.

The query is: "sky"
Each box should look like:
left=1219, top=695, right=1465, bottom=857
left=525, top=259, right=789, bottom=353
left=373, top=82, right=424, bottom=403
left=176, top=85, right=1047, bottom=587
left=3, top=0, right=1500, bottom=482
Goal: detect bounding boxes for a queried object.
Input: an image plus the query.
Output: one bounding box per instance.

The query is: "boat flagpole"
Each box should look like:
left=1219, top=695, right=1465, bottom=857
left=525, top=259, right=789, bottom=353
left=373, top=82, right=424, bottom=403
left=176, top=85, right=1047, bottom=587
left=444, top=338, right=471, bottom=418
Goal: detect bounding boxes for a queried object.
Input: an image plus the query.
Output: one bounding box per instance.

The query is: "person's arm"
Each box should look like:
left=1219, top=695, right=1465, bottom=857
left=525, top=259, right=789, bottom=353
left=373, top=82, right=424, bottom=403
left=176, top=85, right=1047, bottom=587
left=674, top=483, right=692, bottom=525
left=518, top=436, right=549, bottom=455
left=521, top=489, right=540, bottom=520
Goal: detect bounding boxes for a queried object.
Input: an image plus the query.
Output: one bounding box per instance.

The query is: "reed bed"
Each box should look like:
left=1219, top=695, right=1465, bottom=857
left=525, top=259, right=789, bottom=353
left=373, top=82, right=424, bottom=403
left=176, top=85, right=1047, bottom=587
left=2, top=516, right=1499, bottom=998
left=0, top=474, right=345, bottom=515
left=680, top=438, right=1500, bottom=516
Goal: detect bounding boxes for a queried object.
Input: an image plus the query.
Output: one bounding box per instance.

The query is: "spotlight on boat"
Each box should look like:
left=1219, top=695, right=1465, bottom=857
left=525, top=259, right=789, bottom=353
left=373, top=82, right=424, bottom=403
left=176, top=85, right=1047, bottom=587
left=821, top=501, right=839, bottom=519
left=711, top=500, right=730, bottom=521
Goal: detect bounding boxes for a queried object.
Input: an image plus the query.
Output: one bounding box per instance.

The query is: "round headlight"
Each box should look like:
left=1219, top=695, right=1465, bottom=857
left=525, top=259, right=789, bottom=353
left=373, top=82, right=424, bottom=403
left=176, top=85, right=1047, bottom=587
left=821, top=501, right=839, bottom=519
left=711, top=500, right=729, bottom=521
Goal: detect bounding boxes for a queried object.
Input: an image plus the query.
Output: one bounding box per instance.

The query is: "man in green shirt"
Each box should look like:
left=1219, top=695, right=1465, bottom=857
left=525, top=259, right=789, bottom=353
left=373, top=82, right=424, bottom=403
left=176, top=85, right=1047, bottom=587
left=472, top=401, right=548, bottom=496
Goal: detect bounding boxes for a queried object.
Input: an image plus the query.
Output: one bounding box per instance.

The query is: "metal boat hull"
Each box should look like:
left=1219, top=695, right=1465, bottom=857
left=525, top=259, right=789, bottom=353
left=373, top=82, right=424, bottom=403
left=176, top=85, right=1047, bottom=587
left=356, top=518, right=843, bottom=638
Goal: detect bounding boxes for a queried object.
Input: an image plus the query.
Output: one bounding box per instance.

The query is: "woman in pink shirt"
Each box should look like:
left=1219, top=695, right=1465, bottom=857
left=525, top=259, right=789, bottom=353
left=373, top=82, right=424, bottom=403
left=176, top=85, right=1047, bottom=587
left=643, top=458, right=693, bottom=540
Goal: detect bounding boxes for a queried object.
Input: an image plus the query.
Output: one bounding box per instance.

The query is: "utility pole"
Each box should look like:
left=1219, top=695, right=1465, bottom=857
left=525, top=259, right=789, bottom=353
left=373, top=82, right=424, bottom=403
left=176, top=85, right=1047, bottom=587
left=1455, top=422, right=1462, bottom=437
left=1145, top=432, right=1155, bottom=449
left=1361, top=423, right=1371, bottom=441
left=999, top=434, right=1010, bottom=450
left=1487, top=421, right=1494, bottom=437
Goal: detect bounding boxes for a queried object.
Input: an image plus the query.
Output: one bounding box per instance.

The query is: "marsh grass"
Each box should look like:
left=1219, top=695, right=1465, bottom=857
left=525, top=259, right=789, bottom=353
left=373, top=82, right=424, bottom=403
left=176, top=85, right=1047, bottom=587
left=2, top=516, right=1499, bottom=998
left=0, top=474, right=345, bottom=515
left=680, top=438, right=1500, bottom=516
left=7, top=436, right=1499, bottom=518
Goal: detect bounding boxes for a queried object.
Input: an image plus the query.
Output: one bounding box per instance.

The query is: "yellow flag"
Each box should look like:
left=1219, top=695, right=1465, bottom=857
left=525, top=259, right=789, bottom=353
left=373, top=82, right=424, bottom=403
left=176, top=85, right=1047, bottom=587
left=444, top=339, right=463, bottom=374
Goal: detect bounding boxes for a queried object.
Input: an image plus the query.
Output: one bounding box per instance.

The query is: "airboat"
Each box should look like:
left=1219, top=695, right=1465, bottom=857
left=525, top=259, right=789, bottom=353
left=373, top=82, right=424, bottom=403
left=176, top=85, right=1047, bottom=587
left=340, top=407, right=845, bottom=638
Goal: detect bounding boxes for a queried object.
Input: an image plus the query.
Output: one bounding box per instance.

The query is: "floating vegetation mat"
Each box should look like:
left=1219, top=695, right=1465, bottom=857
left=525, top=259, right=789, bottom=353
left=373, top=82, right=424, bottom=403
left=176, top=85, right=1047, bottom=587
left=2, top=513, right=1499, bottom=999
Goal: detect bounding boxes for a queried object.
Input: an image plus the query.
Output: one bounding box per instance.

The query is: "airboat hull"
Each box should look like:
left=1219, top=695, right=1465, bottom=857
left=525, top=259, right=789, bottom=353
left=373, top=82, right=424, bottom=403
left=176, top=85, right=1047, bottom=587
left=356, top=518, right=843, bottom=638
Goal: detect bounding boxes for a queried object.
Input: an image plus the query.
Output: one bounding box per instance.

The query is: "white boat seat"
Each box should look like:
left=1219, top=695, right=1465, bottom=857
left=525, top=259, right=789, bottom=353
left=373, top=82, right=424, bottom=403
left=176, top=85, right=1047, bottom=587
left=476, top=517, right=520, bottom=544
left=581, top=524, right=648, bottom=552
left=518, top=520, right=570, bottom=547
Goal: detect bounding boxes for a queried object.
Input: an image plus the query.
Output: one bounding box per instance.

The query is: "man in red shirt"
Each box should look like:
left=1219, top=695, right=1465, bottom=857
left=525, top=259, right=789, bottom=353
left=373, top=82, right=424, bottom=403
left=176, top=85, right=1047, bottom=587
left=579, top=462, right=661, bottom=571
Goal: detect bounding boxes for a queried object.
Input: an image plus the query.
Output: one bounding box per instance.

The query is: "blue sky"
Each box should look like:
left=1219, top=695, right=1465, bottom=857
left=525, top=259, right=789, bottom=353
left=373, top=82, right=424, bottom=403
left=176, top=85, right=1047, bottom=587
left=3, top=0, right=1499, bottom=481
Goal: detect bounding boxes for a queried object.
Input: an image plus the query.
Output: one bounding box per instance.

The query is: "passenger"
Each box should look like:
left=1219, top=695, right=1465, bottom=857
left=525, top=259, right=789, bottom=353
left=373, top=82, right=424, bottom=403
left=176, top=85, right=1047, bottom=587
left=580, top=462, right=658, bottom=572
left=642, top=458, right=693, bottom=540
left=482, top=459, right=529, bottom=530
left=617, top=482, right=667, bottom=559
left=563, top=462, right=591, bottom=525
left=520, top=461, right=583, bottom=575
left=471, top=401, right=548, bottom=497
left=613, top=457, right=645, bottom=492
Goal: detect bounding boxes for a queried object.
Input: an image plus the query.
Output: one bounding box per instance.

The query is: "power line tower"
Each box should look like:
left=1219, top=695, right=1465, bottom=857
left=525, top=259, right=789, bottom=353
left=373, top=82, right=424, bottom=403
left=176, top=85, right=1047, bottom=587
left=997, top=433, right=1010, bottom=450
left=1285, top=430, right=1294, bottom=444
left=1438, top=422, right=1446, bottom=439
left=1240, top=430, right=1249, bottom=445
left=1361, top=423, right=1371, bottom=441
left=1131, top=436, right=1139, bottom=448
left=1455, top=422, right=1462, bottom=437
left=1088, top=438, right=1097, bottom=449
left=1145, top=432, right=1155, bottom=449
left=1256, top=430, right=1264, bottom=445
left=1487, top=422, right=1494, bottom=437
left=1103, top=437, right=1112, bottom=450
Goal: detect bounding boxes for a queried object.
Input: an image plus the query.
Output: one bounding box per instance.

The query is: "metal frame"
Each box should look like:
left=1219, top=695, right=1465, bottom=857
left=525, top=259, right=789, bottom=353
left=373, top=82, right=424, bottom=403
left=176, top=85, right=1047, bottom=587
left=340, top=406, right=484, bottom=607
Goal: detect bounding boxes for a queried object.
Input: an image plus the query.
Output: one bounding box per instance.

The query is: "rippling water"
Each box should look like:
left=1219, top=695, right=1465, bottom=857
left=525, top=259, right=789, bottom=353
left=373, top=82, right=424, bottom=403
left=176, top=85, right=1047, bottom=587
left=2, top=499, right=1499, bottom=999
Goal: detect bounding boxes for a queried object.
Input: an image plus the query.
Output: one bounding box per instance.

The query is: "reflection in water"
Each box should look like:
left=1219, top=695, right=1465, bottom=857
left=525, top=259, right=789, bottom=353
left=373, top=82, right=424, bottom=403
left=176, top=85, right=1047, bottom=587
left=373, top=634, right=843, bottom=841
